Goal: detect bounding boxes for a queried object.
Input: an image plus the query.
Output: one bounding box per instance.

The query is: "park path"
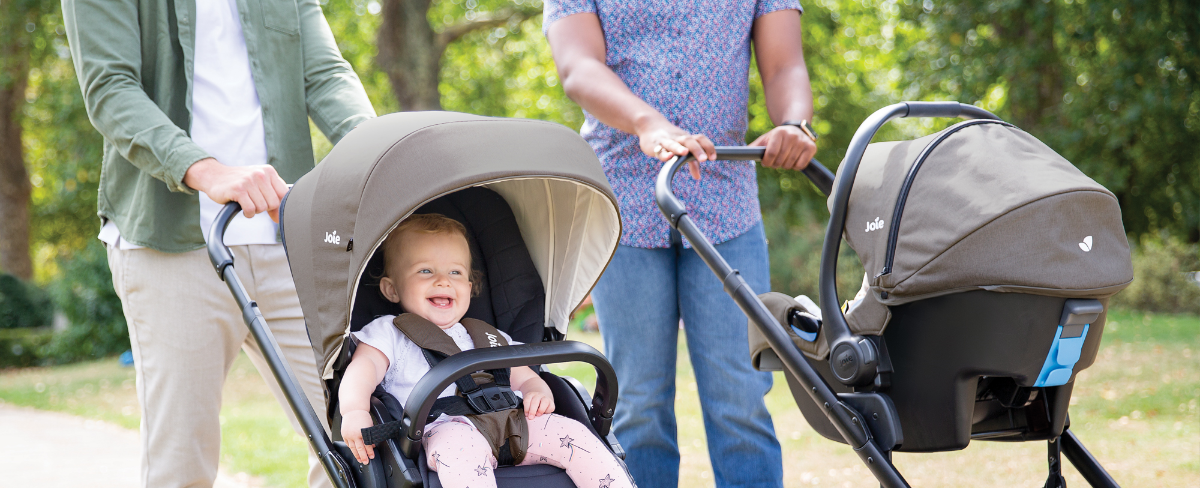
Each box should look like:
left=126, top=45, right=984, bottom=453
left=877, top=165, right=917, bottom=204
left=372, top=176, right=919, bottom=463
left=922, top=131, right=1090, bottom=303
left=0, top=403, right=262, bottom=488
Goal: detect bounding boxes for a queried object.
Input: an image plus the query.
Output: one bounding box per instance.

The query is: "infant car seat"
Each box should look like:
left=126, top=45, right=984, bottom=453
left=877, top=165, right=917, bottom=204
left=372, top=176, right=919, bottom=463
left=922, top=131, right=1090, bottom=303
left=765, top=116, right=1132, bottom=452
left=657, top=102, right=1133, bottom=487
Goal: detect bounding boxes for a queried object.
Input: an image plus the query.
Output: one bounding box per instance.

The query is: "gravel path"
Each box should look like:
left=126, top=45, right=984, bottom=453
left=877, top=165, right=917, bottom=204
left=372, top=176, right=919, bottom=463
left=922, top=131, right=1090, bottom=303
left=0, top=403, right=263, bottom=488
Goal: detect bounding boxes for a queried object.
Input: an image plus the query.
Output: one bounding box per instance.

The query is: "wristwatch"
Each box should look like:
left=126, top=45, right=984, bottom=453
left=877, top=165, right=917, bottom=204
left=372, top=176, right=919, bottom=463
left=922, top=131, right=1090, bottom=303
left=781, top=120, right=818, bottom=141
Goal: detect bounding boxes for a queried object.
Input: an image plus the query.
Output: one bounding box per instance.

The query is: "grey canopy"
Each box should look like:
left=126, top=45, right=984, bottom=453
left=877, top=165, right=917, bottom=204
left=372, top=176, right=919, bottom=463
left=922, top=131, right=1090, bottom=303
left=282, top=112, right=621, bottom=377
left=838, top=120, right=1133, bottom=335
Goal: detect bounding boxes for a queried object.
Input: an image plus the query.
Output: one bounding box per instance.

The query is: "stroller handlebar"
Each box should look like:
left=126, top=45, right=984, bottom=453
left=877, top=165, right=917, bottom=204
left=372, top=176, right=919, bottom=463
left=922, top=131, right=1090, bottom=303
left=207, top=202, right=240, bottom=278
left=398, top=341, right=619, bottom=459
left=208, top=201, right=357, bottom=488
left=654, top=146, right=834, bottom=230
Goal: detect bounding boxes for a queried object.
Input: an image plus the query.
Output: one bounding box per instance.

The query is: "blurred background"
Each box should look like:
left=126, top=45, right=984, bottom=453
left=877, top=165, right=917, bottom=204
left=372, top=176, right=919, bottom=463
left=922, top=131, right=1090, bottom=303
left=0, top=0, right=1196, bottom=486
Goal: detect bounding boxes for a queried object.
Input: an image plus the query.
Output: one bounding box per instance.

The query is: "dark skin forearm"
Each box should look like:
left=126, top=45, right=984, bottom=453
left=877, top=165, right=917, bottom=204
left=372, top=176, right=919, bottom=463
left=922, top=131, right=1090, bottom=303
left=546, top=9, right=816, bottom=175
left=754, top=11, right=814, bottom=125
left=749, top=10, right=816, bottom=169
left=548, top=13, right=714, bottom=178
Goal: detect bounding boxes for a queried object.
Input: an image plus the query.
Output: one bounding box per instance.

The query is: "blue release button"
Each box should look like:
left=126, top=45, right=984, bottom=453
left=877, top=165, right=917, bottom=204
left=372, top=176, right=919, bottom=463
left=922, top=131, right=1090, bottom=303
left=1035, top=324, right=1090, bottom=387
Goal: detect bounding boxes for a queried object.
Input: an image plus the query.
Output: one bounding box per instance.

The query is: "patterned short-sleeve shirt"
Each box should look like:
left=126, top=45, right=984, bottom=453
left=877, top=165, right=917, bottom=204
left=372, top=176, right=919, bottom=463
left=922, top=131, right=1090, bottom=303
left=544, top=0, right=803, bottom=248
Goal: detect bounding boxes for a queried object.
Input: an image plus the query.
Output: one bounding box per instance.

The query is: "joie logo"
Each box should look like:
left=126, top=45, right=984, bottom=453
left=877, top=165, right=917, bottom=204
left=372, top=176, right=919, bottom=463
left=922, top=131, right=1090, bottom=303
left=485, top=332, right=501, bottom=348
left=1079, top=236, right=1093, bottom=252
left=324, top=231, right=341, bottom=245
left=865, top=217, right=885, bottom=233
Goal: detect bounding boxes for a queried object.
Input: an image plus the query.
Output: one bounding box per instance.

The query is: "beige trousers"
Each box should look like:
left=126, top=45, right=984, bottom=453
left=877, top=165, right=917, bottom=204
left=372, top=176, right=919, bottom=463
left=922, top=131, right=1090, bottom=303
left=107, top=244, right=332, bottom=488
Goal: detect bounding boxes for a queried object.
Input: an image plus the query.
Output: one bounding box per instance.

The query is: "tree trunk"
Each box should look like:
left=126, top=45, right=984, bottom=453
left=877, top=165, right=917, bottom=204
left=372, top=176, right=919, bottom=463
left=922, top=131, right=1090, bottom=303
left=376, top=0, right=540, bottom=112
left=998, top=0, right=1064, bottom=131
left=378, top=0, right=443, bottom=111
left=0, top=35, right=33, bottom=280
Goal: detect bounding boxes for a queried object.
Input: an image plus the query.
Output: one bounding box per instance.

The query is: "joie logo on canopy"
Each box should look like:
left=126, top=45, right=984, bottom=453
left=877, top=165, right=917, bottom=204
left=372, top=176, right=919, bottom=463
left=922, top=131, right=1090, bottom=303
left=1079, top=236, right=1093, bottom=252
left=324, top=231, right=341, bottom=245
left=865, top=217, right=885, bottom=233
left=485, top=332, right=501, bottom=348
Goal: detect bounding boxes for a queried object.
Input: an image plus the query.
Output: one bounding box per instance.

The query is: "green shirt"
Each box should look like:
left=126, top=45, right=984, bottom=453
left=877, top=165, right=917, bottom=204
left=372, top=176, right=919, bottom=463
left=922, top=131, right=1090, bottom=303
left=63, top=0, right=376, bottom=252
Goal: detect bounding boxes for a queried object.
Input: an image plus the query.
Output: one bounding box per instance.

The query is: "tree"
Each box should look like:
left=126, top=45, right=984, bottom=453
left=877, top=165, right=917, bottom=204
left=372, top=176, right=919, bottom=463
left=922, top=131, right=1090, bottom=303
left=0, top=0, right=57, bottom=280
left=375, top=0, right=542, bottom=110
left=898, top=0, right=1199, bottom=241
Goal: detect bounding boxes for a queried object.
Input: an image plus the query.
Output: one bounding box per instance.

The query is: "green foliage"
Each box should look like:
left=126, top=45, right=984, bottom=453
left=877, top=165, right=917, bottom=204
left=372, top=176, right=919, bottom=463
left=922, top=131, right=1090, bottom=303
left=898, top=0, right=1199, bottom=241
left=1111, top=234, right=1200, bottom=314
left=22, top=13, right=102, bottom=282
left=0, top=328, right=55, bottom=368
left=436, top=5, right=581, bottom=126
left=42, top=241, right=129, bottom=363
left=0, top=274, right=53, bottom=329
left=754, top=0, right=932, bottom=297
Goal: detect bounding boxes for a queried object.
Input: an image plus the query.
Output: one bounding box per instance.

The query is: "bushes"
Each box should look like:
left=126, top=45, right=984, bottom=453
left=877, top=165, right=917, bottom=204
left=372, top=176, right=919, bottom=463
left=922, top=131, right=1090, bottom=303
left=1112, top=234, right=1200, bottom=315
left=0, top=328, right=56, bottom=368
left=0, top=274, right=53, bottom=329
left=42, top=241, right=130, bottom=363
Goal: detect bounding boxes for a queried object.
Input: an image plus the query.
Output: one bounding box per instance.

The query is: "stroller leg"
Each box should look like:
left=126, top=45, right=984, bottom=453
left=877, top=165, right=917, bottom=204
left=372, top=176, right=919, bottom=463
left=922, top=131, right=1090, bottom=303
left=1044, top=437, right=1067, bottom=488
left=1060, top=429, right=1120, bottom=488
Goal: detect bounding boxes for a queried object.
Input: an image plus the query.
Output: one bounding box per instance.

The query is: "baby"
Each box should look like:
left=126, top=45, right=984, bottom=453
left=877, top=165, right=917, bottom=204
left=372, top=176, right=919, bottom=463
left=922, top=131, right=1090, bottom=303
left=339, top=213, right=633, bottom=488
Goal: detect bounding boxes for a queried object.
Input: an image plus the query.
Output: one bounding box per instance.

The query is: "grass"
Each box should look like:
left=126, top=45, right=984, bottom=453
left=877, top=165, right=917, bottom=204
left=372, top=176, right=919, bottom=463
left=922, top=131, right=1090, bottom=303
left=0, top=355, right=308, bottom=487
left=1, top=309, right=1196, bottom=487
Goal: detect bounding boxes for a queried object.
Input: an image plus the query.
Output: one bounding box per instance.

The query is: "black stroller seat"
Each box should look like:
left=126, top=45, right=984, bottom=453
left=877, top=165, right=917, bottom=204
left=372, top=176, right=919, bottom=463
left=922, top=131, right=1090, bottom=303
left=330, top=186, right=621, bottom=487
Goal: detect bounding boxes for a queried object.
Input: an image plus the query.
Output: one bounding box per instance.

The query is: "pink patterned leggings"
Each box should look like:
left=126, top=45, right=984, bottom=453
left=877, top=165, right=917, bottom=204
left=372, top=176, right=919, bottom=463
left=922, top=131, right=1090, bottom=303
left=424, top=413, right=634, bottom=488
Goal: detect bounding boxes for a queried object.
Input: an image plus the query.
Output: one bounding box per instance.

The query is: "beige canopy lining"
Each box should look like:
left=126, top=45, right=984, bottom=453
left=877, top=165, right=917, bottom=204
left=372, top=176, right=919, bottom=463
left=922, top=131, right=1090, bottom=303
left=329, top=176, right=621, bottom=376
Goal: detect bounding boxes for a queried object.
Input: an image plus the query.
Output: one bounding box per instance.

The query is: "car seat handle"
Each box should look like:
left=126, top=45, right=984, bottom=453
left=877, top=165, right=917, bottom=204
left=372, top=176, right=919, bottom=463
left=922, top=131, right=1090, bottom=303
left=818, top=102, right=1002, bottom=387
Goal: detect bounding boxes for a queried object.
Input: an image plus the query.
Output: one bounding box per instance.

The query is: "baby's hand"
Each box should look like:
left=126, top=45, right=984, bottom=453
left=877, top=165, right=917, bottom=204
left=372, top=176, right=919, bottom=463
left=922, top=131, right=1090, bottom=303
left=341, top=410, right=376, bottom=465
left=523, top=391, right=556, bottom=420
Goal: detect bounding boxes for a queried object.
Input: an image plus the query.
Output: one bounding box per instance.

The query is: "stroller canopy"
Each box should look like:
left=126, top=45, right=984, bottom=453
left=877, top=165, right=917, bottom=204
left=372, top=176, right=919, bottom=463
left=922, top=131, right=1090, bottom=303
left=837, top=120, right=1132, bottom=333
left=282, top=112, right=621, bottom=375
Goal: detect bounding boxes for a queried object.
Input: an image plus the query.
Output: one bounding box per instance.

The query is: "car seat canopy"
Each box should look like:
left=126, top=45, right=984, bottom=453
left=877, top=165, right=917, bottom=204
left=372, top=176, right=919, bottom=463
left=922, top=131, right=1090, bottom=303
left=836, top=121, right=1133, bottom=335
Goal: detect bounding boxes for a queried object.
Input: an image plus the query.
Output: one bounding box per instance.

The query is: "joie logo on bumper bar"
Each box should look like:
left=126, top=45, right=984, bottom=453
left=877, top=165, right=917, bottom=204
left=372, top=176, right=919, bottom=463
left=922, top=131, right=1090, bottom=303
left=324, top=231, right=341, bottom=246
left=865, top=217, right=885, bottom=233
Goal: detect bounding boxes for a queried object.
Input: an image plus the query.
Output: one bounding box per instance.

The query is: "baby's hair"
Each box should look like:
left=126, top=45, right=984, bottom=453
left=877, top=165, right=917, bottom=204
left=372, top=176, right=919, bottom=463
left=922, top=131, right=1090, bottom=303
left=382, top=213, right=483, bottom=296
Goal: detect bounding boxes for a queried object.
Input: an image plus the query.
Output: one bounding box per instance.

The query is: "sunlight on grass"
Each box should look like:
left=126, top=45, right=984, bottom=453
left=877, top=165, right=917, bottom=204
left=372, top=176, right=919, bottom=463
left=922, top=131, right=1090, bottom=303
left=0, top=355, right=309, bottom=487
left=2, top=310, right=1196, bottom=487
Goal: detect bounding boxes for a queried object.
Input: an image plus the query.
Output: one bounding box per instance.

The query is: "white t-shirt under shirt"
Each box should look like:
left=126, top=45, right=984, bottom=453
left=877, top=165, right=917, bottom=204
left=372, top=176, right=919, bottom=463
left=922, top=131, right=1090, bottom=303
left=98, top=0, right=277, bottom=249
left=351, top=315, right=523, bottom=425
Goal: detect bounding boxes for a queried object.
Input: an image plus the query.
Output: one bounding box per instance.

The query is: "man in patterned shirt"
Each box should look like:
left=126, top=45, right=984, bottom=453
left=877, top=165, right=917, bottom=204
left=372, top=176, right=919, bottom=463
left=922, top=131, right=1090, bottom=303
left=545, top=1, right=816, bottom=487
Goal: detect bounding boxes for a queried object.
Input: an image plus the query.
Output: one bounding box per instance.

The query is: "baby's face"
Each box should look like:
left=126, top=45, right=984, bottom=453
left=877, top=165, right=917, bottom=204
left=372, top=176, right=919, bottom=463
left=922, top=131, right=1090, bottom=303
left=380, top=231, right=473, bottom=329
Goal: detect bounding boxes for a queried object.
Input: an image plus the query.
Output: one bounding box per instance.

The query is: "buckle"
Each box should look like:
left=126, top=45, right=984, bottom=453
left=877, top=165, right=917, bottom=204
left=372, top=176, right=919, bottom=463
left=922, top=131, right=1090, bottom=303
left=464, top=384, right=520, bottom=414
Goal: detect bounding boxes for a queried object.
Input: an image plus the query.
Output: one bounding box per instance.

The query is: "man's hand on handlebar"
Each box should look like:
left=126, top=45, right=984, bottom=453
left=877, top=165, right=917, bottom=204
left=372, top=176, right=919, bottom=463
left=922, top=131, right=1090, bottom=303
left=183, top=158, right=290, bottom=222
left=750, top=125, right=817, bottom=172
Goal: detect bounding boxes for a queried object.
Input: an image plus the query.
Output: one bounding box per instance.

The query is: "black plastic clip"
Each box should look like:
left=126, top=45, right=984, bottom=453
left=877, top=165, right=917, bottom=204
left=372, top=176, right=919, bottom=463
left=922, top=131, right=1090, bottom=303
left=465, top=384, right=521, bottom=414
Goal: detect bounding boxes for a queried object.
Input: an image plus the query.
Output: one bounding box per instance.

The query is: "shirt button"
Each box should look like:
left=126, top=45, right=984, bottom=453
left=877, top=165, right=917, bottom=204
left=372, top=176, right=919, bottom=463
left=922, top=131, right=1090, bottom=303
left=674, top=72, right=682, bottom=79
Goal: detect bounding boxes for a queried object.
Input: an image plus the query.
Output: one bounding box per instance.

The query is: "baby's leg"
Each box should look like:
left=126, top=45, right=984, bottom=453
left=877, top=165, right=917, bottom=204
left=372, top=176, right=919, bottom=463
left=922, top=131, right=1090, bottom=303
left=520, top=414, right=634, bottom=488
left=424, top=419, right=497, bottom=488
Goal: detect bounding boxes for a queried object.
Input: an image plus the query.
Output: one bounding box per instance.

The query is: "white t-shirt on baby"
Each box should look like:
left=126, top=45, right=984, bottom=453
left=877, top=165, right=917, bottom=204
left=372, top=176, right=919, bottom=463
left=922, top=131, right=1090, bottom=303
left=351, top=315, right=522, bottom=424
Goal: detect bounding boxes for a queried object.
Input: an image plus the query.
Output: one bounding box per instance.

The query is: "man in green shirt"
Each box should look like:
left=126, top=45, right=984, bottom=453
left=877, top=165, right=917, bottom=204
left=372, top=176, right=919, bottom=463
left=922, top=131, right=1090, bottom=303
left=63, top=0, right=375, bottom=486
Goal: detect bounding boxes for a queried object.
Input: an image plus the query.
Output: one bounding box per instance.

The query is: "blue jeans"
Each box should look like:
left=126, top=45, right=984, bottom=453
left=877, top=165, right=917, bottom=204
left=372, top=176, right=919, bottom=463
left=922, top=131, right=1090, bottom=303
left=592, top=222, right=782, bottom=488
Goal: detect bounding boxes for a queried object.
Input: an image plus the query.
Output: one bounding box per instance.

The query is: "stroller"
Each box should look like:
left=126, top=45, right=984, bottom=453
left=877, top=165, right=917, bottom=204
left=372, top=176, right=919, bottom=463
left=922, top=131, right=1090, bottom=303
left=208, top=112, right=627, bottom=488
left=655, top=102, right=1133, bottom=487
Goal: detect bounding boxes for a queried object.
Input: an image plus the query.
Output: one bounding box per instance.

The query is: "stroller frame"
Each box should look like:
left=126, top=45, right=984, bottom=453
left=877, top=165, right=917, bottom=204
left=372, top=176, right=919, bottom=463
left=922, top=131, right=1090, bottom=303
left=207, top=202, right=620, bottom=488
left=655, top=101, right=1121, bottom=487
